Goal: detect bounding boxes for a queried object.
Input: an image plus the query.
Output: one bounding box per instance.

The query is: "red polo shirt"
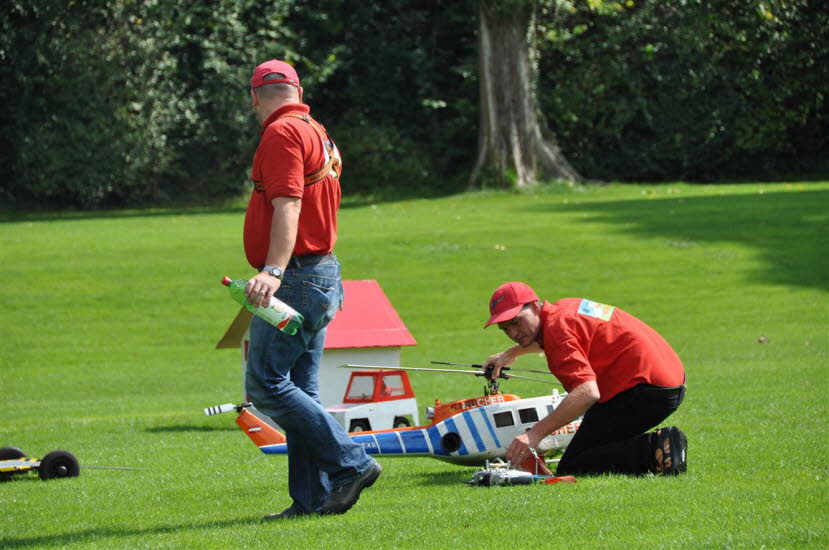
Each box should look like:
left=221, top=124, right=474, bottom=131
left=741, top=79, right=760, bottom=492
left=540, top=298, right=685, bottom=402
left=244, top=104, right=341, bottom=268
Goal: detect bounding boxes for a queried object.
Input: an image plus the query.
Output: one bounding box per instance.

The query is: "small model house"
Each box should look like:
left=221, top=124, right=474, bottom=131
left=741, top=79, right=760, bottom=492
left=216, top=279, right=417, bottom=407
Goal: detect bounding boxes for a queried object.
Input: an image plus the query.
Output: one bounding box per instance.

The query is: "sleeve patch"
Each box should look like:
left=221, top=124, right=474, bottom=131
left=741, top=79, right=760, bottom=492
left=578, top=299, right=615, bottom=321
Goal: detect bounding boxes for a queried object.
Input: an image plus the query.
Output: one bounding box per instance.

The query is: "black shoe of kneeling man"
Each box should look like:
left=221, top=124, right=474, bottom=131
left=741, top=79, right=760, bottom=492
left=320, top=461, right=383, bottom=515
left=653, top=426, right=687, bottom=475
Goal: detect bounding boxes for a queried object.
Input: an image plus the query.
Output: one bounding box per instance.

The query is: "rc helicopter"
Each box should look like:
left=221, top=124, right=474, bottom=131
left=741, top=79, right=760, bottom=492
left=205, top=361, right=582, bottom=468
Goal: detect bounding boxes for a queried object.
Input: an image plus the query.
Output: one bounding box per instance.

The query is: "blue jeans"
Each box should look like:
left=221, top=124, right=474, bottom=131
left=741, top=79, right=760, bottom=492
left=245, top=255, right=376, bottom=513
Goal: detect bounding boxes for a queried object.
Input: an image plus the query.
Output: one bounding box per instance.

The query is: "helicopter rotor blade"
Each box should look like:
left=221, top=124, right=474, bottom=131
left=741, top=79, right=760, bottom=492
left=342, top=364, right=559, bottom=385
left=431, top=361, right=484, bottom=367
left=513, top=368, right=557, bottom=376
left=501, top=372, right=561, bottom=385
left=342, top=364, right=484, bottom=376
left=431, top=360, right=553, bottom=377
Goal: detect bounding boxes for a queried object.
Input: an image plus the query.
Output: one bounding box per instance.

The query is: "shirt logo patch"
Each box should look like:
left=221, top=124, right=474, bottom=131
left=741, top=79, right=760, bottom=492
left=578, top=299, right=615, bottom=321
left=252, top=179, right=265, bottom=193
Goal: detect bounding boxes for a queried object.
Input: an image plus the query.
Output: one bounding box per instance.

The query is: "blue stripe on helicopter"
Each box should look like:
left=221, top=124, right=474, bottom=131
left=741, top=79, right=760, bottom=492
left=352, top=434, right=380, bottom=455
left=376, top=432, right=403, bottom=454
left=443, top=418, right=469, bottom=456
left=462, top=411, right=487, bottom=452
left=478, top=406, right=501, bottom=448
left=260, top=444, right=287, bottom=454
left=426, top=426, right=449, bottom=455
left=400, top=429, right=430, bottom=454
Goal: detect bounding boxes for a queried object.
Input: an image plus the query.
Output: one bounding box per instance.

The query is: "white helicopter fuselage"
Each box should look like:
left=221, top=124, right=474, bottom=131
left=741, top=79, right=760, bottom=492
left=255, top=390, right=581, bottom=465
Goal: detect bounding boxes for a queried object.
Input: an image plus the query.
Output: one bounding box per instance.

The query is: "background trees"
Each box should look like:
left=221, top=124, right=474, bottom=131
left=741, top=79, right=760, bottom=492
left=1, top=0, right=825, bottom=208
left=1, top=0, right=320, bottom=207
left=538, top=0, right=828, bottom=181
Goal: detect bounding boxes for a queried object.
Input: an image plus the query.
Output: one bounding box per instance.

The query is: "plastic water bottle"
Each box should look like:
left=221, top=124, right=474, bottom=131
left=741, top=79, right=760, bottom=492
left=222, top=276, right=304, bottom=335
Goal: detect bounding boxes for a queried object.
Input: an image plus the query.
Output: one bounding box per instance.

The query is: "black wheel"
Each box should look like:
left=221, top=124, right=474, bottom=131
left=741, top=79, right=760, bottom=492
left=0, top=447, right=27, bottom=482
left=38, top=450, right=80, bottom=480
left=392, top=416, right=411, bottom=428
left=0, top=446, right=27, bottom=460
left=0, top=447, right=26, bottom=460
left=349, top=419, right=371, bottom=432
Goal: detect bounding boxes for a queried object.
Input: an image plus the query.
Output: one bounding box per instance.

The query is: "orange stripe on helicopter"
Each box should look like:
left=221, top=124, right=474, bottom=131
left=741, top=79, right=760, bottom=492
left=235, top=409, right=286, bottom=446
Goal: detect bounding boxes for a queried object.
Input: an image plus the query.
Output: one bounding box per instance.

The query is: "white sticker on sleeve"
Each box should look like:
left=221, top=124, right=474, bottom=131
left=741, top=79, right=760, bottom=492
left=578, top=299, right=615, bottom=321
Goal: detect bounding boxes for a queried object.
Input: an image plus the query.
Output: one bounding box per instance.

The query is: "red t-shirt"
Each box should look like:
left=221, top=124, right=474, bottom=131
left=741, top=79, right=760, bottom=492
left=540, top=298, right=685, bottom=402
left=244, top=104, right=342, bottom=268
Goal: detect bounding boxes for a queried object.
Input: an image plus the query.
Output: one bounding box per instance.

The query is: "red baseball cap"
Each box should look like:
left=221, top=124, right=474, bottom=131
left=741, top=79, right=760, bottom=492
left=250, top=59, right=300, bottom=89
left=484, top=282, right=539, bottom=328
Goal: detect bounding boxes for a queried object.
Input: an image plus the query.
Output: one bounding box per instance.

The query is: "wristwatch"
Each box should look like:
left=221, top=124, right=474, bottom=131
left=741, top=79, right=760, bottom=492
left=262, top=265, right=284, bottom=280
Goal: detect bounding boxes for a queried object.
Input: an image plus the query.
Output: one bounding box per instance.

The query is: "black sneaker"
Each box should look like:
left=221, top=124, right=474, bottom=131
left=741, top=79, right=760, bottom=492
left=654, top=426, right=687, bottom=475
left=320, top=461, right=382, bottom=515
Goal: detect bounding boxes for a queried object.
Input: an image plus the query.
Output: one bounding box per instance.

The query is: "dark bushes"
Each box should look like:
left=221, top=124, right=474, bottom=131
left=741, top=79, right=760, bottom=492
left=0, top=0, right=824, bottom=208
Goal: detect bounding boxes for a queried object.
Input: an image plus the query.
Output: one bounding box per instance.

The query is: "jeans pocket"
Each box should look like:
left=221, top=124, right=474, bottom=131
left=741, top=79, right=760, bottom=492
left=302, top=279, right=341, bottom=331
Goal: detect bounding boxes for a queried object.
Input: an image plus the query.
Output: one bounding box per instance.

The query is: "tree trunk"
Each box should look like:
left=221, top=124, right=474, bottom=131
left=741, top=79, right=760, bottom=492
left=468, top=0, right=581, bottom=188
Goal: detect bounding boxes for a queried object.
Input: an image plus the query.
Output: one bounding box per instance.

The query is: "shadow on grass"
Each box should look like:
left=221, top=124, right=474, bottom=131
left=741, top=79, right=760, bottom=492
left=145, top=425, right=237, bottom=434
left=0, top=204, right=248, bottom=224
left=0, top=185, right=457, bottom=223
left=524, top=187, right=828, bottom=291
left=0, top=518, right=259, bottom=549
left=413, top=470, right=470, bottom=487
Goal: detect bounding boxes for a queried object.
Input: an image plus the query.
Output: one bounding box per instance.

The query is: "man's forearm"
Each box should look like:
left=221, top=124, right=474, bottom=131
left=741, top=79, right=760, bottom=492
left=506, top=341, right=542, bottom=359
left=244, top=197, right=301, bottom=307
left=528, top=380, right=599, bottom=441
left=265, top=197, right=301, bottom=268
left=484, top=341, right=544, bottom=381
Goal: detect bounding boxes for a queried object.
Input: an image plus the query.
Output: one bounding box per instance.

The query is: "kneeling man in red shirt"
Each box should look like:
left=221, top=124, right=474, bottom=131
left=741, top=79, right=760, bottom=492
left=484, top=282, right=687, bottom=476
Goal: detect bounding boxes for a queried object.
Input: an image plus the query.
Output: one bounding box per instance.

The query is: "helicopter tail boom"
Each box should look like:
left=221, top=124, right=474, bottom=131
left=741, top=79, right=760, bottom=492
left=235, top=407, right=287, bottom=450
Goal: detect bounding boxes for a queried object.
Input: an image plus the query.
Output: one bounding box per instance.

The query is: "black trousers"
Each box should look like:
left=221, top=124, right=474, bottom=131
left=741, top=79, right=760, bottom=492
left=556, top=383, right=686, bottom=476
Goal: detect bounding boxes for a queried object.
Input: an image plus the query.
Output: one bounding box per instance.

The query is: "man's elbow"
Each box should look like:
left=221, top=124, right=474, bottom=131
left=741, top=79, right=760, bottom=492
left=271, top=196, right=302, bottom=212
left=577, top=380, right=601, bottom=404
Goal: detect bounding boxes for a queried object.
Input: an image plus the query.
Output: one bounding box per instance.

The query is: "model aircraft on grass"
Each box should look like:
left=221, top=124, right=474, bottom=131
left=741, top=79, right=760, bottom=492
left=0, top=447, right=80, bottom=481
left=0, top=447, right=149, bottom=482
left=205, top=362, right=582, bottom=469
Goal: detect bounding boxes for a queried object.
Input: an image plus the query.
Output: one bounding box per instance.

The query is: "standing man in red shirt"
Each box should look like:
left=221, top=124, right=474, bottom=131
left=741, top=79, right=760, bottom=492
left=483, top=282, right=687, bottom=476
left=242, top=60, right=380, bottom=519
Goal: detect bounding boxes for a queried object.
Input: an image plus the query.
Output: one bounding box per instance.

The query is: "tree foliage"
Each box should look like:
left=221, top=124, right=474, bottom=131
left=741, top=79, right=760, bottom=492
left=0, top=0, right=825, bottom=207
left=0, top=0, right=330, bottom=207
left=538, top=0, right=828, bottom=181
left=292, top=0, right=478, bottom=195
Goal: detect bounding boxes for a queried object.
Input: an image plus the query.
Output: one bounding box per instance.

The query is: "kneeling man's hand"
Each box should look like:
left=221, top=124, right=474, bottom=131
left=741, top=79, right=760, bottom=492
left=506, top=431, right=541, bottom=465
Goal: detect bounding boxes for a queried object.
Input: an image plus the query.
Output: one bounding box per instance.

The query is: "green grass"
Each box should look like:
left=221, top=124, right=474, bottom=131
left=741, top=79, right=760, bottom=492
left=1, top=182, right=827, bottom=548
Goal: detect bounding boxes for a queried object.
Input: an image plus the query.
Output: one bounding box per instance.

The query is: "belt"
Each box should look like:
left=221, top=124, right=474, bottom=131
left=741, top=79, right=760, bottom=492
left=287, top=253, right=335, bottom=269
left=633, top=383, right=686, bottom=405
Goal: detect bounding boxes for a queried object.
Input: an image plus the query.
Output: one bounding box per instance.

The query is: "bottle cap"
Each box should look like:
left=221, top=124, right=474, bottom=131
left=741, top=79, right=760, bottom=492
left=221, top=276, right=232, bottom=286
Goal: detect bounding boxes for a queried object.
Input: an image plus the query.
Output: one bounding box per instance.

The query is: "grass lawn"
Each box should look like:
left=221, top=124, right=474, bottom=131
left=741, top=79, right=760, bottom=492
left=1, top=182, right=827, bottom=548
